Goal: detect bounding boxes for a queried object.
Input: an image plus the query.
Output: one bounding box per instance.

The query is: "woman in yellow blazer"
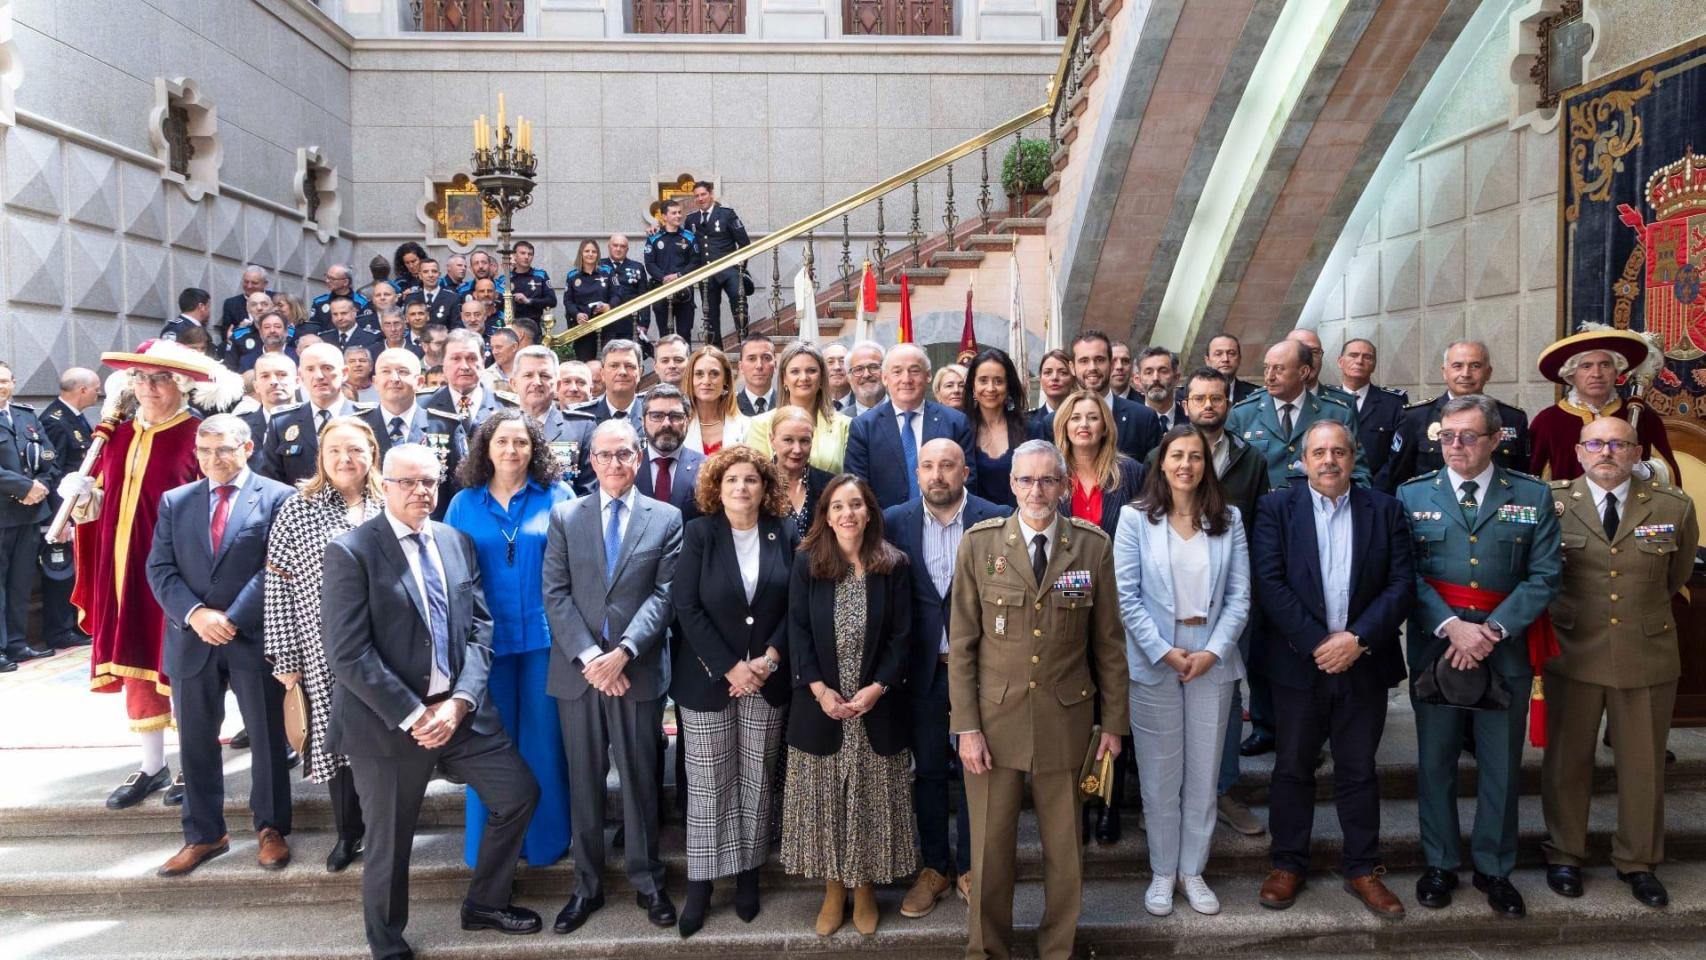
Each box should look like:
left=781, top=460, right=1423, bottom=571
left=744, top=341, right=852, bottom=472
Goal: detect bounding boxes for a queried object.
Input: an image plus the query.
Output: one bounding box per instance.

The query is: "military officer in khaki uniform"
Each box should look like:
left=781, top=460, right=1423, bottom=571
left=950, top=439, right=1127, bottom=960
left=1541, top=416, right=1697, bottom=909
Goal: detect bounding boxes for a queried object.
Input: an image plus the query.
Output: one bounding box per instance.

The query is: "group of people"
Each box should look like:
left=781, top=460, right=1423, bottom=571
left=9, top=267, right=1694, bottom=960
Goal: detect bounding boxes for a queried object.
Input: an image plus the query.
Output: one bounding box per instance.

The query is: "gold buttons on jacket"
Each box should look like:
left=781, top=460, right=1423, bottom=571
left=1469, top=535, right=1478, bottom=543
left=1029, top=681, right=1037, bottom=689
left=1470, top=581, right=1479, bottom=589
left=1609, top=570, right=1619, bottom=578
left=1611, top=547, right=1619, bottom=555
left=1031, top=655, right=1040, bottom=664
left=1469, top=558, right=1478, bottom=566
left=1611, top=617, right=1620, bottom=625
left=1609, top=594, right=1619, bottom=602
left=1034, top=602, right=1042, bottom=611
left=1033, top=628, right=1042, bottom=637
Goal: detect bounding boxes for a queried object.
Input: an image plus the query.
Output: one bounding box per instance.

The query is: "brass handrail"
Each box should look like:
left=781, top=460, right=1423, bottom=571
left=544, top=0, right=1096, bottom=349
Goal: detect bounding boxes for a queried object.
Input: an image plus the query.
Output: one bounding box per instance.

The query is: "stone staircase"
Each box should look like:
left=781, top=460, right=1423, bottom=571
left=5, top=698, right=1706, bottom=958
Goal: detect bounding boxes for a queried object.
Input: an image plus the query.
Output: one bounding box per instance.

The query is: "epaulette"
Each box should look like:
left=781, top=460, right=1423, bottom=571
left=1399, top=469, right=1439, bottom=487
left=1549, top=479, right=1572, bottom=490
left=571, top=399, right=603, bottom=413
left=565, top=268, right=584, bottom=279
left=423, top=407, right=461, bottom=421
left=10, top=401, right=34, bottom=411
left=1316, top=393, right=1352, bottom=409
left=43, top=407, right=62, bottom=420
left=271, top=402, right=304, bottom=417
left=968, top=516, right=1008, bottom=533
left=560, top=406, right=598, bottom=422
left=1378, top=384, right=1408, bottom=398
left=1500, top=469, right=1546, bottom=488
left=1065, top=516, right=1107, bottom=537
left=1404, top=396, right=1438, bottom=410
left=415, top=387, right=437, bottom=396
left=1231, top=390, right=1266, bottom=407
left=351, top=402, right=375, bottom=413
left=494, top=391, right=520, bottom=406
left=681, top=229, right=697, bottom=241
left=1646, top=481, right=1692, bottom=502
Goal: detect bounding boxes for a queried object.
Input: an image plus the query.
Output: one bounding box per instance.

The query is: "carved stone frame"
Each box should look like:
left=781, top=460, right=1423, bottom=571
left=1507, top=0, right=1601, bottom=134
left=295, top=146, right=341, bottom=244
left=147, top=76, right=222, bottom=201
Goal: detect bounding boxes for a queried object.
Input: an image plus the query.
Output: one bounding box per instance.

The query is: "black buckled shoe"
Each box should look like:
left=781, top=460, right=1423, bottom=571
left=1415, top=867, right=1458, bottom=909
left=639, top=889, right=676, bottom=927
left=461, top=901, right=542, bottom=935
left=106, top=767, right=171, bottom=810
left=163, top=772, right=186, bottom=807
left=1617, top=871, right=1669, bottom=908
left=553, top=893, right=604, bottom=934
left=1472, top=871, right=1526, bottom=918
left=1546, top=864, right=1583, bottom=898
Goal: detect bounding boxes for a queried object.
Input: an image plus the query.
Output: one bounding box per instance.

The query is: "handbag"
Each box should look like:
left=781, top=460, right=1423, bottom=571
left=1078, top=724, right=1114, bottom=804
left=281, top=683, right=310, bottom=755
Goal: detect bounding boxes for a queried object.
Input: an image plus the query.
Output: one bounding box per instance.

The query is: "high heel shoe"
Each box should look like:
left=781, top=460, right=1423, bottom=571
left=735, top=867, right=761, bottom=922
left=678, top=879, right=712, bottom=939
left=852, top=883, right=879, bottom=935
left=815, top=880, right=845, bottom=936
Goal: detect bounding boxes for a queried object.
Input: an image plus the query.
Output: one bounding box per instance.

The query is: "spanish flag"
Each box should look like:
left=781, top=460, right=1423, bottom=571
left=897, top=271, right=914, bottom=344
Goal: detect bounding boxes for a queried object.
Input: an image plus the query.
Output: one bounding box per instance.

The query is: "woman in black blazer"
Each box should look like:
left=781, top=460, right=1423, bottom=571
left=780, top=474, right=915, bottom=937
left=671, top=447, right=801, bottom=938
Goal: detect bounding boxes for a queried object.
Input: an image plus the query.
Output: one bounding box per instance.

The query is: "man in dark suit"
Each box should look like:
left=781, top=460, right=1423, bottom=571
left=145, top=414, right=297, bottom=877
left=1386, top=340, right=1529, bottom=488
left=361, top=348, right=469, bottom=519
left=845, top=344, right=977, bottom=509
left=1203, top=332, right=1260, bottom=403
left=36, top=367, right=98, bottom=651
left=321, top=443, right=543, bottom=959
left=509, top=346, right=597, bottom=493
left=162, top=287, right=213, bottom=342
left=408, top=259, right=461, bottom=329
left=257, top=342, right=369, bottom=486
left=635, top=384, right=703, bottom=523
left=884, top=438, right=1009, bottom=915
left=423, top=329, right=517, bottom=428
left=1335, top=338, right=1408, bottom=490
left=1031, top=331, right=1162, bottom=461
left=1250, top=419, right=1415, bottom=917
left=574, top=339, right=648, bottom=429
left=219, top=266, right=272, bottom=343
left=0, top=362, right=58, bottom=669
left=542, top=419, right=683, bottom=934
left=733, top=335, right=778, bottom=416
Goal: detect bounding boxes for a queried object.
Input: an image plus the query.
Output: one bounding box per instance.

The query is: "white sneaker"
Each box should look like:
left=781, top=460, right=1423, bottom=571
left=1145, top=873, right=1176, bottom=916
left=1180, top=874, right=1220, bottom=915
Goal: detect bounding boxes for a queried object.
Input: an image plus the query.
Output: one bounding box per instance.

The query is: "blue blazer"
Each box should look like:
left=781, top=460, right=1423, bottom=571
left=845, top=400, right=977, bottom=509
left=1059, top=456, right=1146, bottom=540
left=1249, top=484, right=1414, bottom=692
left=1112, top=505, right=1251, bottom=686
left=883, top=493, right=1012, bottom=693
left=146, top=473, right=297, bottom=678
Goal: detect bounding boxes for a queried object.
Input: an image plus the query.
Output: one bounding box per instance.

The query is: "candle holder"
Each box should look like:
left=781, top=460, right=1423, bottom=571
left=471, top=102, right=539, bottom=327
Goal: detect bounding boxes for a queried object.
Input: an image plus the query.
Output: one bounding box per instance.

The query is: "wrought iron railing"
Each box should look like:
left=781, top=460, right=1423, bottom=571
left=408, top=0, right=525, bottom=32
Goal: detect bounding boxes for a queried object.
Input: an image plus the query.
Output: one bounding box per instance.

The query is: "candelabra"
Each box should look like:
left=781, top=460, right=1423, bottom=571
left=471, top=94, right=539, bottom=328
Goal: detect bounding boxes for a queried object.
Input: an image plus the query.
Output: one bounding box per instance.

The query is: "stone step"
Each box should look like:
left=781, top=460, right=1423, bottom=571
left=963, top=234, right=1019, bottom=252
left=927, top=249, right=987, bottom=268
left=6, top=786, right=1706, bottom=914
left=993, top=217, right=1047, bottom=236
left=4, top=862, right=1704, bottom=960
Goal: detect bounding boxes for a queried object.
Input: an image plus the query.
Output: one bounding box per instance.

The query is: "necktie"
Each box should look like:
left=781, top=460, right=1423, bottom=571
left=408, top=533, right=451, bottom=680
left=388, top=416, right=406, bottom=444
left=1459, top=480, right=1479, bottom=525
left=1280, top=402, right=1295, bottom=439
left=1031, top=533, right=1048, bottom=586
left=753, top=396, right=767, bottom=413
left=653, top=456, right=674, bottom=502
left=901, top=410, right=920, bottom=499
left=209, top=484, right=235, bottom=555
left=604, top=498, right=625, bottom=582
left=1603, top=491, right=1620, bottom=542
left=315, top=408, right=330, bottom=434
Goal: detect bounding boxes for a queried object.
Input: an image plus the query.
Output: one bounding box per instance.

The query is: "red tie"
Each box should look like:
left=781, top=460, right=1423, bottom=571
left=210, top=484, right=235, bottom=554
left=653, top=456, right=674, bottom=502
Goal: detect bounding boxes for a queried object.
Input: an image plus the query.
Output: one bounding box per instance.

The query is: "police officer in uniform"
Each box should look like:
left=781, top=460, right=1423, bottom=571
left=309, top=264, right=372, bottom=333
left=564, top=256, right=624, bottom=365
left=508, top=345, right=597, bottom=493
left=0, top=363, right=60, bottom=668
left=505, top=240, right=557, bottom=326
left=1541, top=416, right=1697, bottom=909
left=684, top=184, right=752, bottom=346
left=1387, top=340, right=1528, bottom=489
left=37, top=368, right=98, bottom=650
left=1226, top=340, right=1365, bottom=492
left=600, top=234, right=650, bottom=314
left=644, top=199, right=701, bottom=341
left=950, top=439, right=1126, bottom=960
left=256, top=343, right=371, bottom=487
left=360, top=347, right=469, bottom=522
left=409, top=258, right=462, bottom=329
left=1397, top=393, right=1560, bottom=919
left=1335, top=337, right=1408, bottom=489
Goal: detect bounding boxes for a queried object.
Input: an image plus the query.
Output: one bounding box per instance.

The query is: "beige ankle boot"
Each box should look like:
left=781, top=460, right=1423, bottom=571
left=815, top=880, right=846, bottom=936
left=853, top=883, right=879, bottom=935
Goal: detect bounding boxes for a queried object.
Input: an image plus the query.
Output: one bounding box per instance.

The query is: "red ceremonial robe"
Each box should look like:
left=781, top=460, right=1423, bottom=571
left=1527, top=397, right=1680, bottom=483
left=72, top=411, right=202, bottom=731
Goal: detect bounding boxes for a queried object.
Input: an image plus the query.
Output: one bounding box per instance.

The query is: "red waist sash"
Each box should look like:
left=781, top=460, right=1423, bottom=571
left=1424, top=578, right=1559, bottom=747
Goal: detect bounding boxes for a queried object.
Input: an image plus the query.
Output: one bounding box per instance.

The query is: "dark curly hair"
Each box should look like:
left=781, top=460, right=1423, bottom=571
left=456, top=408, right=564, bottom=489
left=694, top=446, right=791, bottom=518
left=392, top=241, right=429, bottom=284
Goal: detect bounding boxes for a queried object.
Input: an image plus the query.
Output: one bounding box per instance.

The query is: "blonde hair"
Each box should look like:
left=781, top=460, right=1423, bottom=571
left=299, top=415, right=385, bottom=501
left=1052, top=389, right=1120, bottom=490
left=775, top=341, right=834, bottom=424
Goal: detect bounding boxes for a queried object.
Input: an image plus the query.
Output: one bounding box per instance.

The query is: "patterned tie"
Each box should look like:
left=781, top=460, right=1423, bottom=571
left=389, top=416, right=406, bottom=445
left=209, top=484, right=235, bottom=555
left=653, top=456, right=674, bottom=503
left=457, top=395, right=473, bottom=423
left=901, top=410, right=920, bottom=499
left=408, top=533, right=451, bottom=680
left=1458, top=479, right=1479, bottom=525
left=1603, top=491, right=1620, bottom=542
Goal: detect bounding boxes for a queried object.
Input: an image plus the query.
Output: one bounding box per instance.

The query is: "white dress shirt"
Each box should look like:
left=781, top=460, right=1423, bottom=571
left=449, top=385, right=485, bottom=414
left=1589, top=477, right=1632, bottom=533
left=378, top=402, right=422, bottom=439
left=1018, top=514, right=1059, bottom=571
left=386, top=510, right=473, bottom=730
left=1271, top=392, right=1303, bottom=431
left=1168, top=525, right=1211, bottom=620
left=1310, top=487, right=1353, bottom=633
left=741, top=386, right=774, bottom=414
left=892, top=400, right=927, bottom=449
left=731, top=523, right=761, bottom=603
left=577, top=486, right=640, bottom=666
left=922, top=493, right=969, bottom=654
left=1349, top=384, right=1370, bottom=414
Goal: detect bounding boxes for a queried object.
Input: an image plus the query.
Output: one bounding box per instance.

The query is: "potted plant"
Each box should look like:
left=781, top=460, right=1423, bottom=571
left=1001, top=137, right=1052, bottom=214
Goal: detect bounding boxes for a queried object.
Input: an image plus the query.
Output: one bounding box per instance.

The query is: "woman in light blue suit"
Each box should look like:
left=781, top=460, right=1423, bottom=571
left=1113, top=425, right=1251, bottom=919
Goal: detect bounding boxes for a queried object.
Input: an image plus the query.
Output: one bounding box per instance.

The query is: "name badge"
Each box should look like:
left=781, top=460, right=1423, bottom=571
left=994, top=614, right=1006, bottom=636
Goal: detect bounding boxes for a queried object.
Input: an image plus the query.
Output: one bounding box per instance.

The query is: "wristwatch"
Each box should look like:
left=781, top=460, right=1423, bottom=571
left=1352, top=634, right=1368, bottom=655
left=762, top=655, right=780, bottom=675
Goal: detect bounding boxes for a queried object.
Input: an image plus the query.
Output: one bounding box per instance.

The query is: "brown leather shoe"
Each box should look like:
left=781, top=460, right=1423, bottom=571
left=257, top=827, right=291, bottom=870
left=900, top=868, right=951, bottom=918
left=1345, top=872, right=1405, bottom=919
left=1258, top=868, right=1305, bottom=909
left=157, top=836, right=230, bottom=877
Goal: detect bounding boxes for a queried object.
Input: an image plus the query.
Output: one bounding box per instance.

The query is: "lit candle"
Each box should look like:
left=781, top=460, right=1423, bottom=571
left=517, top=115, right=525, bottom=152
left=478, top=114, right=487, bottom=151
left=473, top=116, right=480, bottom=151
left=497, top=93, right=505, bottom=141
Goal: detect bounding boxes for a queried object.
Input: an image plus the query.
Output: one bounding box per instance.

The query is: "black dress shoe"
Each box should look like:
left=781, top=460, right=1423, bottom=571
left=0, top=653, right=16, bottom=673
left=1546, top=864, right=1583, bottom=898
left=734, top=867, right=761, bottom=922
left=553, top=893, right=604, bottom=934
left=163, top=773, right=186, bottom=807
left=679, top=879, right=712, bottom=939
left=106, top=767, right=171, bottom=810
left=50, top=632, right=92, bottom=649
left=285, top=747, right=301, bottom=770
left=229, top=728, right=250, bottom=750
left=1473, top=871, right=1525, bottom=918
left=1415, top=867, right=1458, bottom=909
left=1240, top=731, right=1275, bottom=757
left=461, top=902, right=542, bottom=935
left=6, top=643, right=52, bottom=661
left=326, top=837, right=363, bottom=873
left=1617, top=871, right=1669, bottom=908
left=1094, top=805, right=1122, bottom=845
left=639, top=889, right=676, bottom=927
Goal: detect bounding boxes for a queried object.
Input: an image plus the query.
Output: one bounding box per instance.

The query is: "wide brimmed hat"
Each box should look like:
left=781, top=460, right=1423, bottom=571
left=100, top=338, right=224, bottom=382
left=1536, top=327, right=1650, bottom=385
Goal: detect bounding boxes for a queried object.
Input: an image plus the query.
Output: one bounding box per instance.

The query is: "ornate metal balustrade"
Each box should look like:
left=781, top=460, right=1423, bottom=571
left=631, top=0, right=746, bottom=34
left=843, top=0, right=955, bottom=36
left=408, top=0, right=526, bottom=32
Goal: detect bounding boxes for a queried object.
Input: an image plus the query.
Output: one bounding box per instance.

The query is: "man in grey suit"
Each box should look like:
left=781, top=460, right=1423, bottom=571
left=544, top=418, right=683, bottom=934
left=322, top=444, right=542, bottom=960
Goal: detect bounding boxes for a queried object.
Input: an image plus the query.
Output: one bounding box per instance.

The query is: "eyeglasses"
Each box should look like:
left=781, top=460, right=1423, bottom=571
left=849, top=363, right=883, bottom=376
left=1580, top=439, right=1638, bottom=454
left=1437, top=430, right=1488, bottom=447
left=193, top=445, right=244, bottom=459
left=128, top=371, right=176, bottom=386
left=1012, top=475, right=1064, bottom=490
left=643, top=412, right=688, bottom=424
left=591, top=449, right=640, bottom=465
left=383, top=477, right=436, bottom=491
left=1185, top=394, right=1227, bottom=406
